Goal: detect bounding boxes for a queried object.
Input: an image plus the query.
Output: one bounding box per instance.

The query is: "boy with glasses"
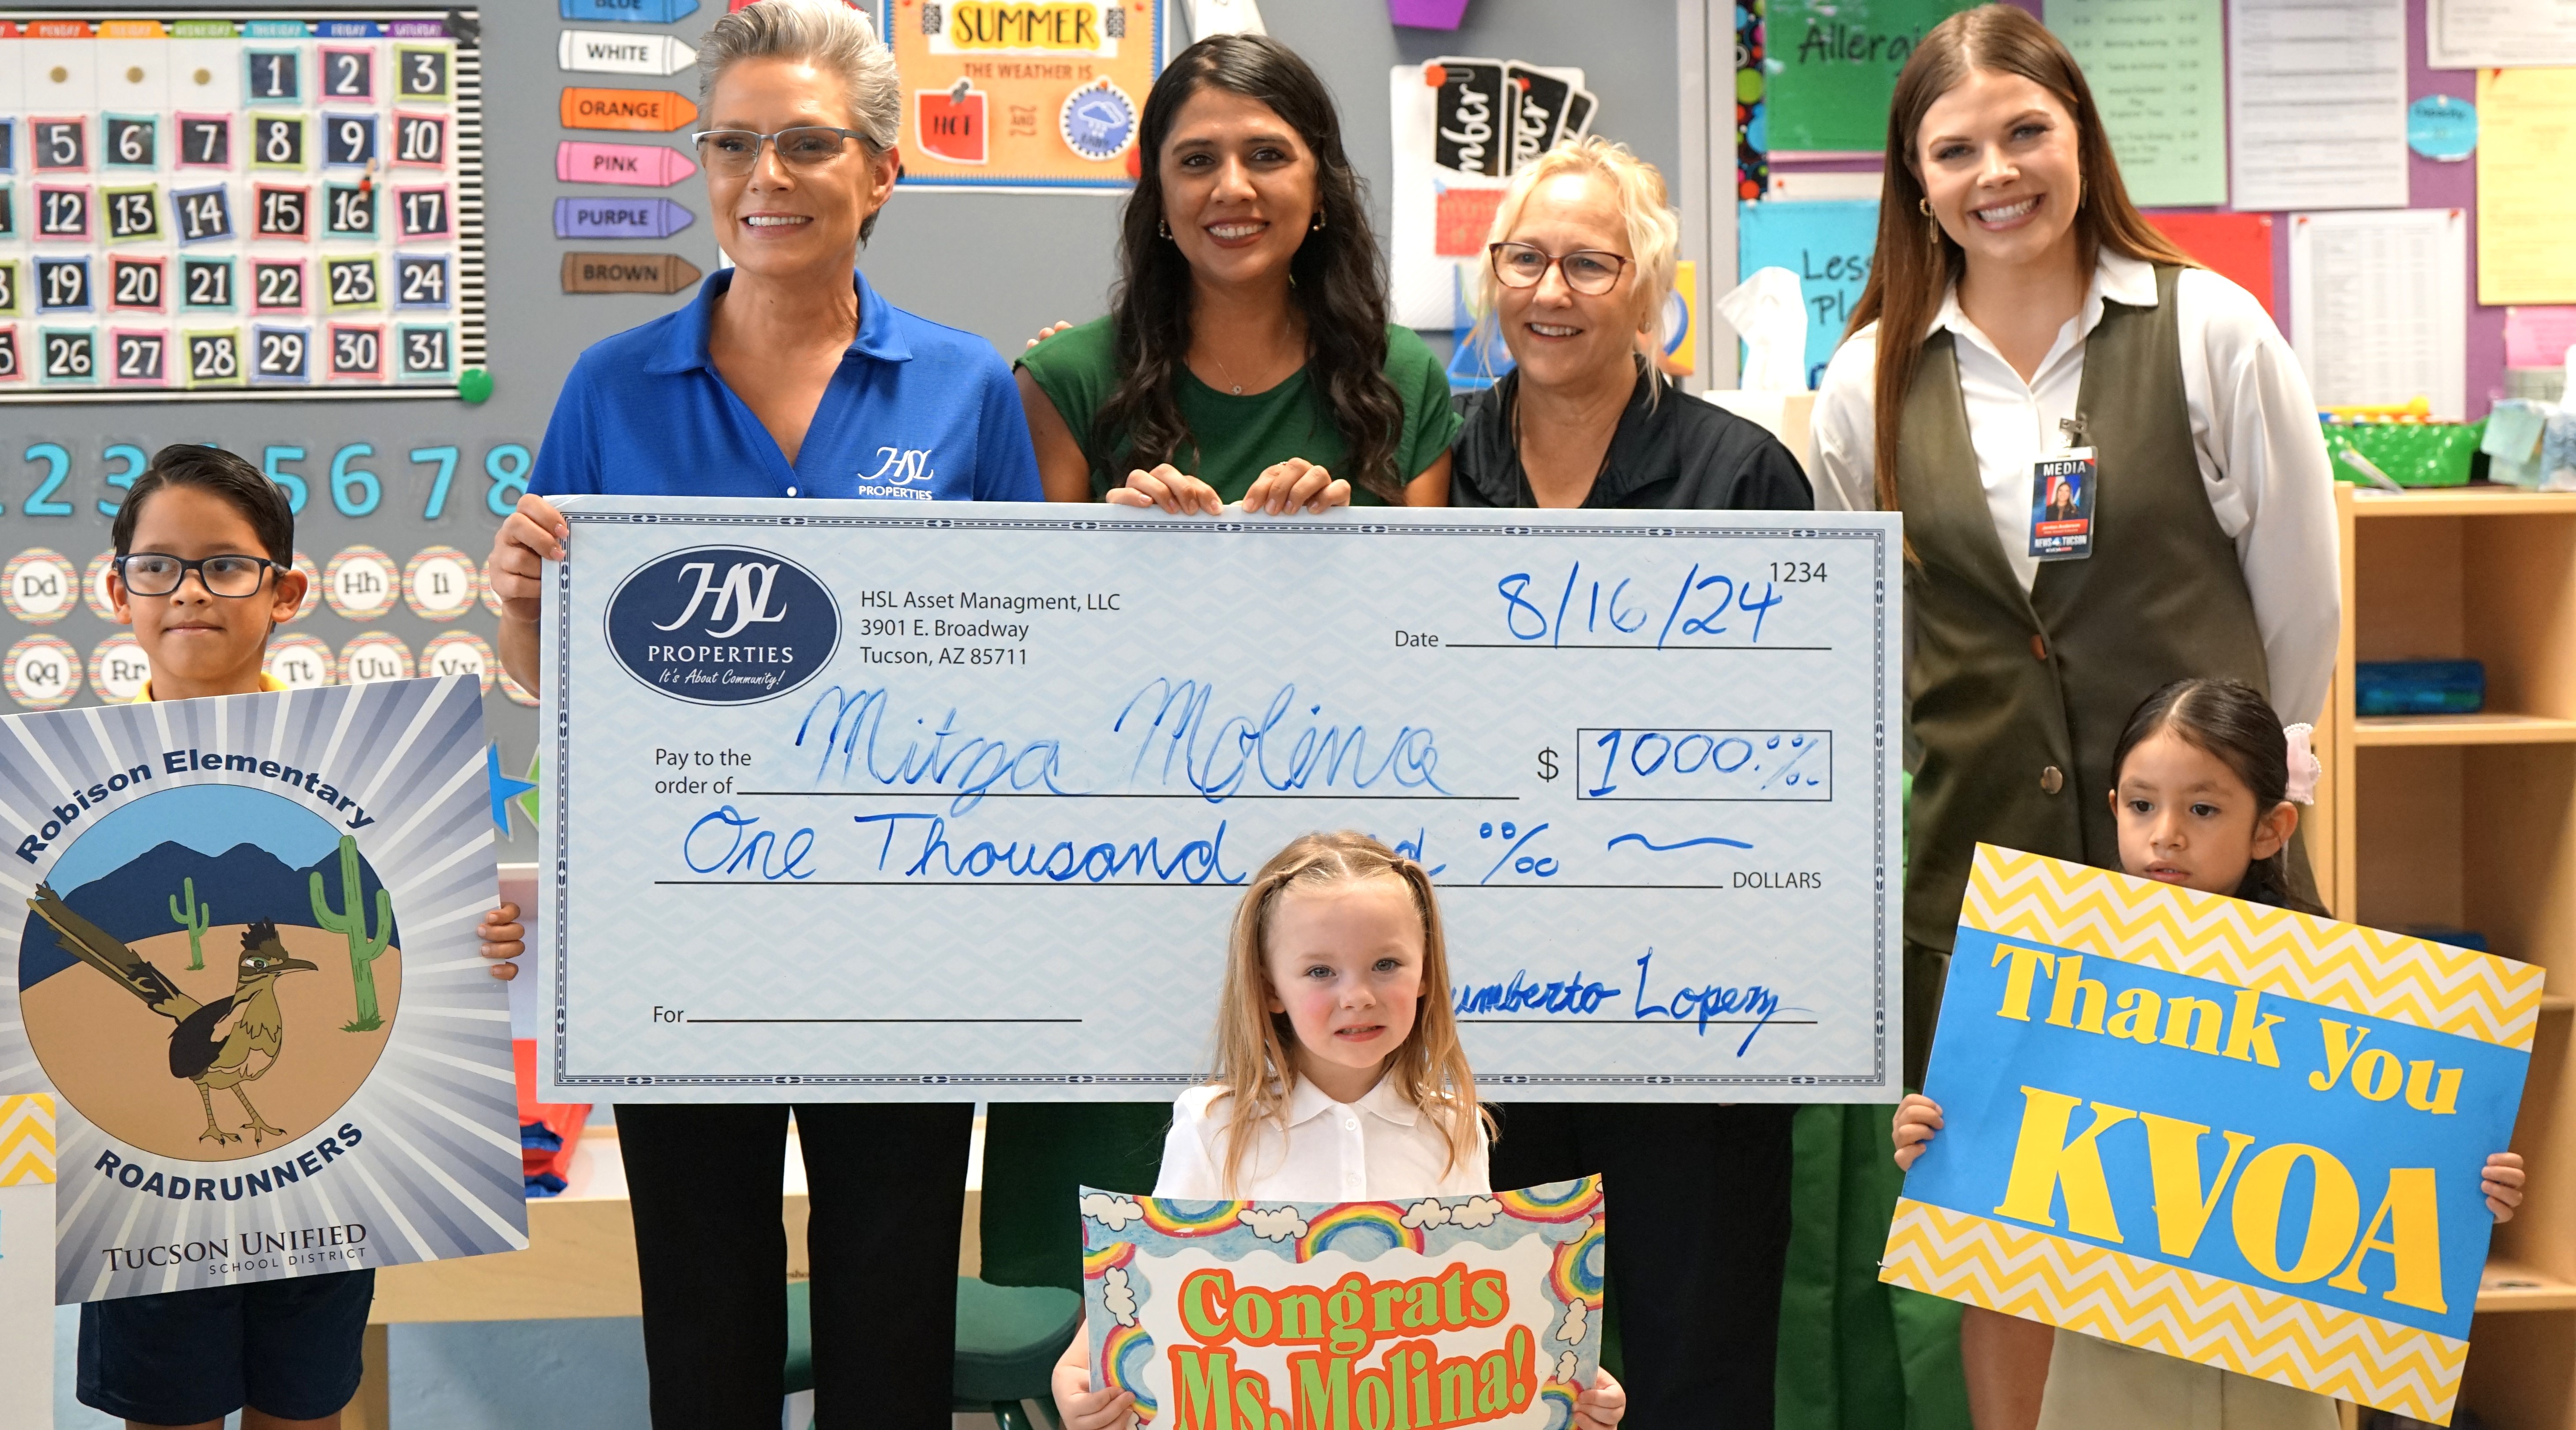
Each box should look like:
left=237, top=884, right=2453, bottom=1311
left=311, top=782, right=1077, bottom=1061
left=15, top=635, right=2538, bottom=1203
left=78, top=444, right=525, bottom=1430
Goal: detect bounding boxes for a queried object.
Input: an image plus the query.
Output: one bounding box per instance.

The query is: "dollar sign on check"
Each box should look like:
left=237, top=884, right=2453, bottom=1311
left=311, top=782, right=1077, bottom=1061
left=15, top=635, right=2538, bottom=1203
left=1536, top=747, right=1559, bottom=781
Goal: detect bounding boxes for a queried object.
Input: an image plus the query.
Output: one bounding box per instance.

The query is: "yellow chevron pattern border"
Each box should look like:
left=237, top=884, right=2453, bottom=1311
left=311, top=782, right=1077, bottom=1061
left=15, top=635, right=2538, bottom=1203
left=0, top=1093, right=56, bottom=1187
left=1964, top=846, right=2544, bottom=1051
left=1881, top=1197, right=2465, bottom=1424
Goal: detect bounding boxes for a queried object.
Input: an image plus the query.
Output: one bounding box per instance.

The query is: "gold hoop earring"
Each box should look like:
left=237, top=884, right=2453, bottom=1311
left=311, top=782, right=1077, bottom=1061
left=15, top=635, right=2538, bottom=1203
left=1917, top=197, right=1932, bottom=217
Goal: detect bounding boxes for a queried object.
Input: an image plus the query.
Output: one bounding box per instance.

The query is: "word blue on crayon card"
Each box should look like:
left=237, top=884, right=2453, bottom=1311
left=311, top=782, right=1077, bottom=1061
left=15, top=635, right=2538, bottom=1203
left=1882, top=846, right=2541, bottom=1425
left=1737, top=199, right=1878, bottom=391
left=553, top=196, right=695, bottom=240
left=560, top=0, right=700, bottom=23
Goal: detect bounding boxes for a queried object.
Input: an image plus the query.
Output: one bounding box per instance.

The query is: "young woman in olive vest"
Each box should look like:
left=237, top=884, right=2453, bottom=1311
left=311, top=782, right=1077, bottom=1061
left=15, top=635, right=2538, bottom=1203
left=1805, top=8, right=2338, bottom=1426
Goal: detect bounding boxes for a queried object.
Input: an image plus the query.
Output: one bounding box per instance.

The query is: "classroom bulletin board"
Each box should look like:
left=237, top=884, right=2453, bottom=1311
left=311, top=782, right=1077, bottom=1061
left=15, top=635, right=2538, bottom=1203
left=0, top=1, right=745, bottom=859
left=1734, top=0, right=2571, bottom=424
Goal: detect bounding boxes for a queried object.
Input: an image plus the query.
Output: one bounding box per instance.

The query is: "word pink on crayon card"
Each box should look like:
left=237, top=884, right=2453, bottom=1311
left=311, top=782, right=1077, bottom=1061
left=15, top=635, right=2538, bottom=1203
left=554, top=141, right=697, bottom=188
left=1081, top=1180, right=1606, bottom=1429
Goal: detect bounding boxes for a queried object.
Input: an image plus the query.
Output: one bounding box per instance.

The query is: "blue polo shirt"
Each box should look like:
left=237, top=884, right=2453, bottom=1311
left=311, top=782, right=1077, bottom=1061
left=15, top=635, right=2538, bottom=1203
left=529, top=269, right=1042, bottom=503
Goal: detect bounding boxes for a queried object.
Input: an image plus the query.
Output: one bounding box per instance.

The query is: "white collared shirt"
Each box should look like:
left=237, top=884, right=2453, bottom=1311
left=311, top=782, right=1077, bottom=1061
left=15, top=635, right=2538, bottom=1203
left=1806, top=251, right=2341, bottom=728
left=1155, top=1075, right=1491, bottom=1201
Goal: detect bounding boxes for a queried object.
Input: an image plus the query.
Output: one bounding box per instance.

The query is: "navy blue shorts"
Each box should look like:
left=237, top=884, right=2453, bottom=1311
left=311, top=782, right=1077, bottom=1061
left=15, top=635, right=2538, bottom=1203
left=79, top=1268, right=374, bottom=1424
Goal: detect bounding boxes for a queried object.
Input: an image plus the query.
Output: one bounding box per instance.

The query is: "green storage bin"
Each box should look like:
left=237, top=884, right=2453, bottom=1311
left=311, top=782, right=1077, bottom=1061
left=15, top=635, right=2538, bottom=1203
left=2321, top=419, right=2486, bottom=488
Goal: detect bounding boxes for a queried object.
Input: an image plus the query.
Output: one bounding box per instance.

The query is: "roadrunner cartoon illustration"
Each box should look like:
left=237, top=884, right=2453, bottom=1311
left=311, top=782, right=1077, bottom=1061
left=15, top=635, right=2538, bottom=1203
left=28, top=884, right=318, bottom=1146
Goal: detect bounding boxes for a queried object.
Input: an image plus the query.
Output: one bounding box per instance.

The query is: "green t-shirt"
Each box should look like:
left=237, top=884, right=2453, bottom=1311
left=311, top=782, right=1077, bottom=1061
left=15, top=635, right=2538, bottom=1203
left=1016, top=315, right=1462, bottom=503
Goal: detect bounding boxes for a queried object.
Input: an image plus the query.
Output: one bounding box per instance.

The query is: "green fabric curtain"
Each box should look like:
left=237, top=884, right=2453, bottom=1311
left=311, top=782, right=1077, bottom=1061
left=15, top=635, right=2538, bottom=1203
left=1775, top=1102, right=1970, bottom=1430
left=1773, top=769, right=1968, bottom=1430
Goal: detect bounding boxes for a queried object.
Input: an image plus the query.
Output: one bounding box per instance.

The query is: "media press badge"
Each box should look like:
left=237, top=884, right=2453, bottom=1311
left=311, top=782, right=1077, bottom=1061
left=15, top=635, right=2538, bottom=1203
left=2029, top=447, right=2097, bottom=561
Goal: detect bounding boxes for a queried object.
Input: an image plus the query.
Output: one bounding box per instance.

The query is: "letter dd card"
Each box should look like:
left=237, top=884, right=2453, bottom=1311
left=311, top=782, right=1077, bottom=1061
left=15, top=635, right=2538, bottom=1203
left=1081, top=1180, right=1606, bottom=1429
left=1882, top=847, right=2542, bottom=1423
left=0, top=677, right=527, bottom=1302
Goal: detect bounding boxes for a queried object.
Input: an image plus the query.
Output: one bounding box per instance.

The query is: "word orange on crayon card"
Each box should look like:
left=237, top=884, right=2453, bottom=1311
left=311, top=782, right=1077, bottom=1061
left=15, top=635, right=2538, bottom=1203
left=560, top=87, right=697, bottom=134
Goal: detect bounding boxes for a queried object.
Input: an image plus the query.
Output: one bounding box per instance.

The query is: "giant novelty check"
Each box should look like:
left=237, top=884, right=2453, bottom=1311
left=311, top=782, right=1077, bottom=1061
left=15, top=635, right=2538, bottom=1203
left=539, top=499, right=1901, bottom=1101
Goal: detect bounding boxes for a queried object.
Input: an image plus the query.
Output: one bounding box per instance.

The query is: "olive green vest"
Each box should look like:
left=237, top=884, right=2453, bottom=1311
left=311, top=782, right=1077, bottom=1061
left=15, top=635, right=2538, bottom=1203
left=1901, top=264, right=2272, bottom=951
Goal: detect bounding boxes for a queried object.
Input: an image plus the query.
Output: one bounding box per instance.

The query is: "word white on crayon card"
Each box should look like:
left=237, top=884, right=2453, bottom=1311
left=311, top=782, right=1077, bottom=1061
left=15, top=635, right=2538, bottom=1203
left=539, top=500, right=1903, bottom=1102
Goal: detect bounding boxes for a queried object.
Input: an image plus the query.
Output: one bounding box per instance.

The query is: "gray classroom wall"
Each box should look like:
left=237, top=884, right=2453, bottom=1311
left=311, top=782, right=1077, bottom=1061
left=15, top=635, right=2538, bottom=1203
left=21, top=0, right=1687, bottom=860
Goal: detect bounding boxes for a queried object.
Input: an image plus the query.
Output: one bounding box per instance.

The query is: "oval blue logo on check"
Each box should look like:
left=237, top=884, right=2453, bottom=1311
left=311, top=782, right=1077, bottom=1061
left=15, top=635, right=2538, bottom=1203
left=605, top=546, right=839, bottom=704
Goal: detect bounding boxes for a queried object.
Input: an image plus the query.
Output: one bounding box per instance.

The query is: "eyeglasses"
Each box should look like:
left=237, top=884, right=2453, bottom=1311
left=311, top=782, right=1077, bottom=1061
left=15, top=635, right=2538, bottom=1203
left=116, top=553, right=281, bottom=599
left=1490, top=241, right=1632, bottom=297
left=690, top=127, right=869, bottom=176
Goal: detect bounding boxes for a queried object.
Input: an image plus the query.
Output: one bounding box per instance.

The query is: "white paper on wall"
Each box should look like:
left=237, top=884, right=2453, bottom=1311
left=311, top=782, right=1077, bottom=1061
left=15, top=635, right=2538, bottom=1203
left=2288, top=207, right=2469, bottom=420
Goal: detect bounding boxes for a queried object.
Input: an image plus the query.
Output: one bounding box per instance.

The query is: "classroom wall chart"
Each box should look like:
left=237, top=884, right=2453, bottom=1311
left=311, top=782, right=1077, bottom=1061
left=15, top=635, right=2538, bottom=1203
left=0, top=11, right=483, bottom=398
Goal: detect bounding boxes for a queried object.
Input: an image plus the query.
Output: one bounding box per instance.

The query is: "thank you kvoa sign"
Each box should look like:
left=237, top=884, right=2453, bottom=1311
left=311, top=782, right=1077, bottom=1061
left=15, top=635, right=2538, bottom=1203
left=604, top=545, right=839, bottom=705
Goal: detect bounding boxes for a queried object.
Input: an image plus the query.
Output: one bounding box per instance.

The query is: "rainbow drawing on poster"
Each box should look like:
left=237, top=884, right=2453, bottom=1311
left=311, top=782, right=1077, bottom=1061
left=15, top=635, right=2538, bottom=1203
left=1081, top=1180, right=1605, bottom=1429
left=1880, top=846, right=2542, bottom=1425
left=1295, top=1201, right=1426, bottom=1262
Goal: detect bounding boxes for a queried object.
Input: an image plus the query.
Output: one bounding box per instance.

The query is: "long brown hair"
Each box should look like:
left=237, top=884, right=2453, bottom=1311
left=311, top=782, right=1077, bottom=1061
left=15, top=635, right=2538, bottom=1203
left=1094, top=36, right=1408, bottom=501
left=1845, top=4, right=2195, bottom=517
left=1209, top=832, right=1489, bottom=1194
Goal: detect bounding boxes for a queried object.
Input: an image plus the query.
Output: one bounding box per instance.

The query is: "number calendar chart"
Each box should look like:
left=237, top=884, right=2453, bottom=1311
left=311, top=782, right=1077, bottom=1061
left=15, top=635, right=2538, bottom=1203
left=0, top=11, right=484, bottom=399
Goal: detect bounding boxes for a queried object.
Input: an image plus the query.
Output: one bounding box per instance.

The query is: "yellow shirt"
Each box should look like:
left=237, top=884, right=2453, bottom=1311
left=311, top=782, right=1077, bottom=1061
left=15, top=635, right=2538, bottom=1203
left=132, top=672, right=290, bottom=702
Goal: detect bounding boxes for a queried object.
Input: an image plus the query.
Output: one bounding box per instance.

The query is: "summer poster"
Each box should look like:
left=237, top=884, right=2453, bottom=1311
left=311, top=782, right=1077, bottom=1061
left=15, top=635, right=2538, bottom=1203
left=1881, top=847, right=2541, bottom=1424
left=0, top=678, right=528, bottom=1302
left=883, top=0, right=1170, bottom=190
left=1081, top=1180, right=1606, bottom=1429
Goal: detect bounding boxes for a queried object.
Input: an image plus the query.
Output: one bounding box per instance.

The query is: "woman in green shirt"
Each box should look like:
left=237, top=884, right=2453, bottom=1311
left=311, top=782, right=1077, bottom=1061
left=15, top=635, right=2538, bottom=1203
left=1016, top=32, right=1458, bottom=512
left=982, top=34, right=1456, bottom=1304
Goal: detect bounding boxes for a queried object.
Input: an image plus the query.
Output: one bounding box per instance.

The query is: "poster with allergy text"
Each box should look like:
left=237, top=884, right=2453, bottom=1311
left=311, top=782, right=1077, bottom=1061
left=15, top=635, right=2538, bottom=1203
left=1881, top=847, right=2540, bottom=1424
left=0, top=677, right=527, bottom=1302
left=1082, top=1180, right=1606, bottom=1429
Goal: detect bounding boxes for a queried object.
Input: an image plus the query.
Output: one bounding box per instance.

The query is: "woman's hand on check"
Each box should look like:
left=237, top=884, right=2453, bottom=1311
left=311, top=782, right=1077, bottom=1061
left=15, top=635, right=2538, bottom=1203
left=1107, top=464, right=1225, bottom=515
left=487, top=492, right=570, bottom=624
left=1241, top=458, right=1350, bottom=514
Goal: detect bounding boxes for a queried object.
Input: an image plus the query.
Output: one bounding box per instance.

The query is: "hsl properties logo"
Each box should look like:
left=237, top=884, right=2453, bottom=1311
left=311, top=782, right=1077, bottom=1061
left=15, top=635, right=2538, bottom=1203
left=604, top=546, right=839, bottom=705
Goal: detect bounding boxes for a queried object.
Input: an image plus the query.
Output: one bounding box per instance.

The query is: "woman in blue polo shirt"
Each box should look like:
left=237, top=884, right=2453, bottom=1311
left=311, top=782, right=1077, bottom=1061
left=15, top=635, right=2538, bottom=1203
left=487, top=4, right=1037, bottom=1427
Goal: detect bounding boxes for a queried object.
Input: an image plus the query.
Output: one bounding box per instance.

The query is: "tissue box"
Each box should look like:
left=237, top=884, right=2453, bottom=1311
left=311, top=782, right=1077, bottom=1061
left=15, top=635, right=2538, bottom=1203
left=2355, top=660, right=2485, bottom=716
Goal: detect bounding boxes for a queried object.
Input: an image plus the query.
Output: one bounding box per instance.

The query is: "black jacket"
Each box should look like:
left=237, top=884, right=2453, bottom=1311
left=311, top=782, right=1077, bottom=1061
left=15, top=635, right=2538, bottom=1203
left=1451, top=364, right=1814, bottom=511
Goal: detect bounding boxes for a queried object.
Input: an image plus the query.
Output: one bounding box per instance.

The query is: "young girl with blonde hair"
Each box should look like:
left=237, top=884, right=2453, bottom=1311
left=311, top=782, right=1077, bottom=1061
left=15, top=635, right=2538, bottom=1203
left=1052, top=832, right=1626, bottom=1430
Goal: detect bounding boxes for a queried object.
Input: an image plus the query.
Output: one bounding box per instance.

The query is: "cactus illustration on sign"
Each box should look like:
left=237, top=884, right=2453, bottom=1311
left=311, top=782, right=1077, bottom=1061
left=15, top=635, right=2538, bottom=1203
left=169, top=875, right=213, bottom=971
left=310, top=834, right=394, bottom=1032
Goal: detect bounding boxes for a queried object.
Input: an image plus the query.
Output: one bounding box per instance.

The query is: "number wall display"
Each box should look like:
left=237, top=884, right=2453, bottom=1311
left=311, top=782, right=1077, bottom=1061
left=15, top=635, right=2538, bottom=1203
left=0, top=438, right=539, bottom=711
left=0, top=11, right=484, bottom=401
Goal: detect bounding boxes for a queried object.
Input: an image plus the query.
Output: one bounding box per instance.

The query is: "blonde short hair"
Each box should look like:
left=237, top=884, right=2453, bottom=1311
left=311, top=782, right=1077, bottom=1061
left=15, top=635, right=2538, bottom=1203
left=1474, top=135, right=1681, bottom=349
left=698, top=0, right=902, bottom=154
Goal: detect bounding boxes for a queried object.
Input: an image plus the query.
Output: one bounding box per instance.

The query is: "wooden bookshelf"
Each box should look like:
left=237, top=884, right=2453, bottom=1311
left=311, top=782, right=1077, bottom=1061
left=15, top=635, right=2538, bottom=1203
left=2321, top=485, right=2576, bottom=1428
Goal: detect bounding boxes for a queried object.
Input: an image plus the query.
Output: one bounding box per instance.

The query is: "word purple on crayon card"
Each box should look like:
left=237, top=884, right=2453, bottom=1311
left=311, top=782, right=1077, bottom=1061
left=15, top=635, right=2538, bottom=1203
left=556, top=142, right=698, bottom=188
left=1081, top=1179, right=1604, bottom=1429
left=553, top=197, right=694, bottom=240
